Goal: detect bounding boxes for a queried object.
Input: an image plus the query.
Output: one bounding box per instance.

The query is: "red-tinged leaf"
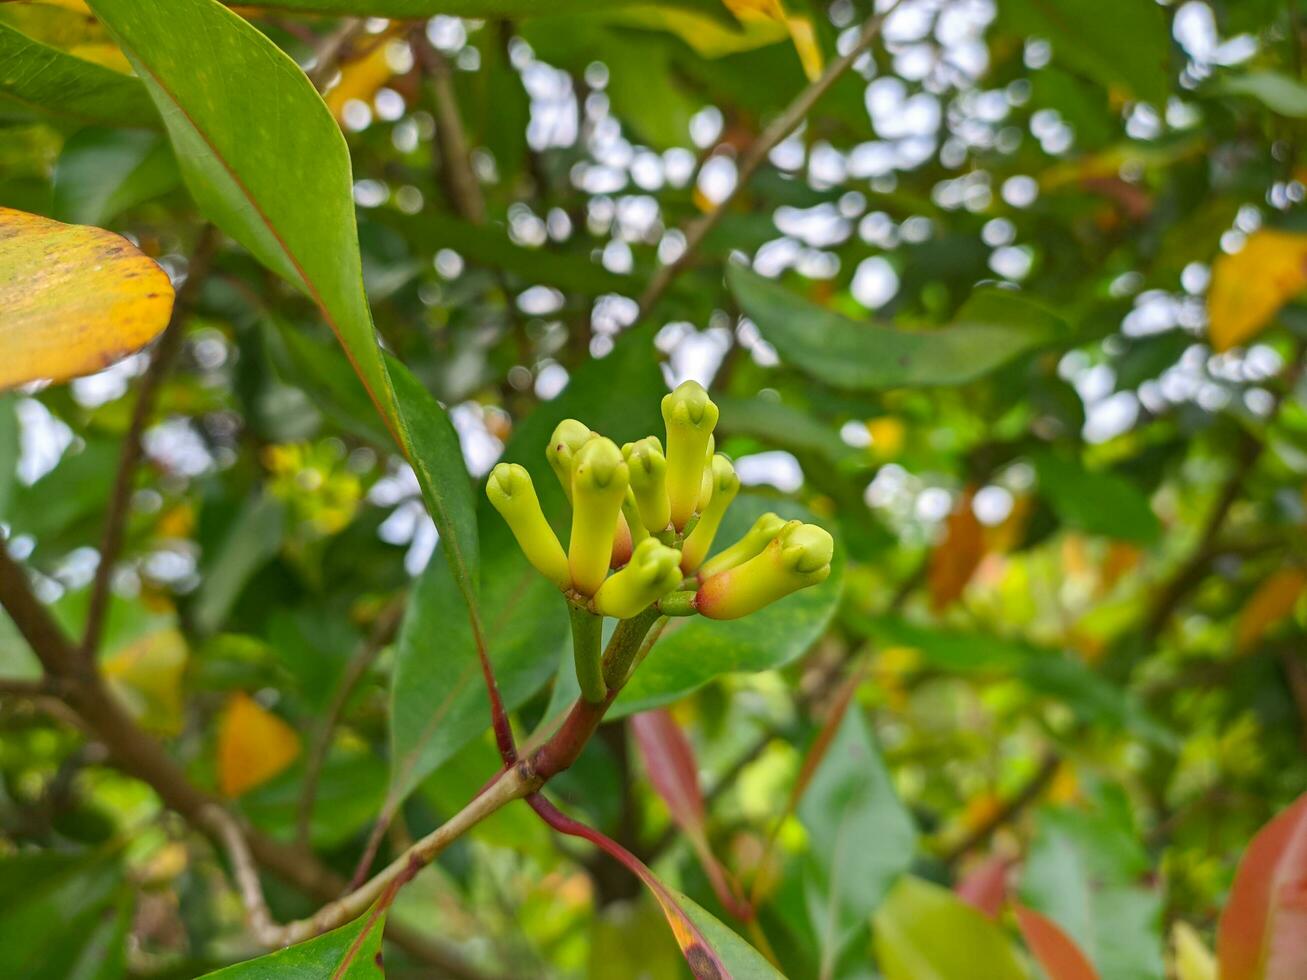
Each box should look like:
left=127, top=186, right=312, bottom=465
left=956, top=855, right=1010, bottom=920
left=1014, top=902, right=1101, bottom=980
left=631, top=710, right=748, bottom=919
left=632, top=709, right=705, bottom=831
left=1218, top=791, right=1307, bottom=980
left=528, top=795, right=781, bottom=980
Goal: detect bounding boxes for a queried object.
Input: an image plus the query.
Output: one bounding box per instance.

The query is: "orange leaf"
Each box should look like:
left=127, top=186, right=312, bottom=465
left=1235, top=568, right=1307, bottom=655
left=1208, top=230, right=1307, bottom=352
left=217, top=692, right=301, bottom=797
left=1217, top=791, right=1307, bottom=980
left=1013, top=903, right=1101, bottom=980
left=0, top=207, right=174, bottom=390
left=928, top=487, right=985, bottom=612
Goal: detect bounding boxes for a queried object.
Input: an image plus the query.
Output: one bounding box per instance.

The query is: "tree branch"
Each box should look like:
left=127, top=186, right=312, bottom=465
left=82, top=225, right=221, bottom=657
left=414, top=30, right=486, bottom=225
left=939, top=751, right=1061, bottom=867
left=636, top=9, right=890, bottom=318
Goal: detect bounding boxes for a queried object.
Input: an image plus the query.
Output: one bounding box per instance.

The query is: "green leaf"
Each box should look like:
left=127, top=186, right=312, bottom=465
left=674, top=890, right=787, bottom=980
left=851, top=615, right=1172, bottom=747
left=1216, top=71, right=1307, bottom=118
left=377, top=210, right=636, bottom=296
left=728, top=265, right=1066, bottom=390
left=190, top=493, right=285, bottom=637
left=715, top=394, right=861, bottom=467
left=52, top=127, right=180, bottom=226
left=200, top=906, right=388, bottom=978
left=613, top=496, right=844, bottom=717
left=873, top=876, right=1028, bottom=980
left=0, top=849, right=129, bottom=980
left=88, top=0, right=482, bottom=619
left=997, top=0, right=1170, bottom=105
left=0, top=393, right=16, bottom=522
left=242, top=752, right=388, bottom=850
left=225, top=0, right=721, bottom=18
left=1033, top=451, right=1160, bottom=545
left=1020, top=807, right=1165, bottom=980
left=0, top=20, right=157, bottom=127
left=799, top=706, right=916, bottom=966
left=388, top=542, right=566, bottom=807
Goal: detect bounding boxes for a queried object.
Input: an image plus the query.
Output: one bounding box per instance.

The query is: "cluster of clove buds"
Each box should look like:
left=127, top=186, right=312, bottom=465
left=487, top=380, right=833, bottom=700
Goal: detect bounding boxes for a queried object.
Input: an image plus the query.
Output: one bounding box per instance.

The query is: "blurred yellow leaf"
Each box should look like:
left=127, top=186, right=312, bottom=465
left=1208, top=229, right=1307, bottom=352
left=928, top=487, right=985, bottom=612
left=103, top=627, right=187, bottom=734
left=1234, top=567, right=1307, bottom=654
left=1172, top=922, right=1217, bottom=980
left=217, top=692, right=301, bottom=797
left=325, top=37, right=402, bottom=123
left=0, top=207, right=174, bottom=390
left=721, top=0, right=823, bottom=80
left=866, top=416, right=905, bottom=460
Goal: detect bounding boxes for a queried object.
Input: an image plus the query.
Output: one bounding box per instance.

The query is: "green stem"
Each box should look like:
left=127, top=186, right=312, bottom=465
left=568, top=599, right=606, bottom=703
left=601, top=607, right=663, bottom=690
left=657, top=590, right=698, bottom=617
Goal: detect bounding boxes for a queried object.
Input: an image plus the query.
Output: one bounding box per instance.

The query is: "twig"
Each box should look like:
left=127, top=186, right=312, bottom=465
left=1281, top=652, right=1307, bottom=756
left=414, top=30, right=486, bottom=224
left=939, top=752, right=1061, bottom=867
left=636, top=9, right=890, bottom=318
left=204, top=765, right=533, bottom=948
left=307, top=17, right=367, bottom=91
left=296, top=594, right=406, bottom=847
left=82, top=226, right=220, bottom=658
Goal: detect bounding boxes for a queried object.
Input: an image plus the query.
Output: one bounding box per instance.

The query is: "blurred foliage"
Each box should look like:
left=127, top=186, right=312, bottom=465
left=3, top=0, right=1307, bottom=976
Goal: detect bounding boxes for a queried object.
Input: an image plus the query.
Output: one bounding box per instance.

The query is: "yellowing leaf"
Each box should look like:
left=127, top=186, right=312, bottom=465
left=1172, top=922, right=1217, bottom=980
left=1235, top=567, right=1307, bottom=654
left=721, top=0, right=823, bottom=80
left=217, top=692, right=301, bottom=797
left=103, top=627, right=187, bottom=734
left=866, top=416, right=905, bottom=459
left=1208, top=229, right=1307, bottom=352
left=0, top=207, right=174, bottom=390
left=325, top=37, right=402, bottom=123
left=929, top=487, right=986, bottom=612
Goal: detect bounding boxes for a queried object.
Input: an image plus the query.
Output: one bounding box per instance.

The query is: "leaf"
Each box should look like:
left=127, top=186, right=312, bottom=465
left=226, top=0, right=719, bottom=16
left=217, top=692, right=302, bottom=798
left=87, top=0, right=482, bottom=619
left=0, top=206, right=175, bottom=390
left=1218, top=72, right=1307, bottom=118
left=1020, top=807, right=1165, bottom=980
left=1208, top=230, right=1307, bottom=352
left=52, top=127, right=180, bottom=226
left=1217, top=791, right=1307, bottom=980
left=613, top=496, right=843, bottom=716
left=873, top=876, right=1028, bottom=980
left=102, top=626, right=187, bottom=734
left=387, top=546, right=564, bottom=807
left=200, top=905, right=388, bottom=978
left=799, top=701, right=916, bottom=968
left=0, top=848, right=130, bottom=979
left=1235, top=568, right=1307, bottom=654
left=728, top=265, right=1065, bottom=390
left=0, top=19, right=156, bottom=127
left=714, top=394, right=860, bottom=467
left=1033, top=452, right=1160, bottom=545
left=928, top=487, right=985, bottom=612
left=955, top=855, right=1010, bottom=920
left=997, top=0, right=1170, bottom=105
left=1014, top=902, right=1101, bottom=980
left=631, top=709, right=745, bottom=916
left=324, top=35, right=398, bottom=123
left=1173, top=922, right=1217, bottom=980
left=190, top=494, right=285, bottom=637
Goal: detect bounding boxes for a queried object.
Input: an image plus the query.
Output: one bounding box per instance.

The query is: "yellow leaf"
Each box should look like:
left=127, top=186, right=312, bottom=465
left=103, top=627, right=187, bottom=735
left=1171, top=922, right=1216, bottom=980
left=928, top=487, right=986, bottom=612
left=325, top=38, right=402, bottom=123
left=865, top=416, right=905, bottom=460
left=1208, top=229, right=1307, bottom=352
left=217, top=692, right=301, bottom=798
left=721, top=0, right=822, bottom=80
left=0, top=207, right=174, bottom=390
left=1235, top=567, right=1307, bottom=654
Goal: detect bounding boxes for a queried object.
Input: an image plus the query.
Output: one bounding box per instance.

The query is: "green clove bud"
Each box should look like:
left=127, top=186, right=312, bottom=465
left=680, top=454, right=740, bottom=573
left=593, top=538, right=684, bottom=619
left=697, top=511, right=789, bottom=580
left=695, top=521, right=833, bottom=620
left=623, top=436, right=671, bottom=533
left=569, top=437, right=629, bottom=595
left=546, top=418, right=595, bottom=502
left=661, top=381, right=719, bottom=531
left=486, top=463, right=570, bottom=589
